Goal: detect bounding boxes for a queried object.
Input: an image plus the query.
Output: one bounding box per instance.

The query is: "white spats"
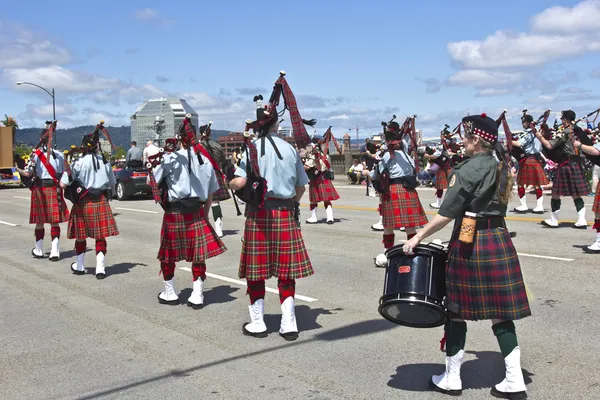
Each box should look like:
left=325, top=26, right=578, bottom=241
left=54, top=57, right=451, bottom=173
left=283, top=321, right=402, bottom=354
left=95, top=252, right=106, bottom=279
left=158, top=279, right=179, bottom=305
left=325, top=205, right=334, bottom=224
left=588, top=233, right=600, bottom=252
left=371, top=215, right=384, bottom=231
left=514, top=197, right=528, bottom=212
left=430, top=196, right=441, bottom=209
left=32, top=239, right=44, bottom=258
left=71, top=253, right=86, bottom=275
left=49, top=238, right=60, bottom=261
left=214, top=217, right=223, bottom=238
left=374, top=253, right=388, bottom=268
left=532, top=196, right=544, bottom=214
left=574, top=207, right=587, bottom=229
left=431, top=350, right=464, bottom=394
left=279, top=296, right=298, bottom=341
left=542, top=210, right=559, bottom=227
left=492, top=347, right=527, bottom=397
left=305, top=208, right=318, bottom=224
left=187, top=278, right=204, bottom=309
left=243, top=299, right=267, bottom=338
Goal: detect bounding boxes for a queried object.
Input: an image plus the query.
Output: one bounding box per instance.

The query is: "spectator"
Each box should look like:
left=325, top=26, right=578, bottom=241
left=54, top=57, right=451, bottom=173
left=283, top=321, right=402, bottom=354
left=347, top=159, right=365, bottom=184
left=143, top=140, right=160, bottom=164
left=126, top=141, right=143, bottom=168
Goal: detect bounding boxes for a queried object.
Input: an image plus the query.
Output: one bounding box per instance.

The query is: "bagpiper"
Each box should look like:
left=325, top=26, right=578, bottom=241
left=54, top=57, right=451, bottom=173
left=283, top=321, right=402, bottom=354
left=16, top=121, right=69, bottom=261
left=574, top=136, right=600, bottom=251
left=304, top=137, right=339, bottom=224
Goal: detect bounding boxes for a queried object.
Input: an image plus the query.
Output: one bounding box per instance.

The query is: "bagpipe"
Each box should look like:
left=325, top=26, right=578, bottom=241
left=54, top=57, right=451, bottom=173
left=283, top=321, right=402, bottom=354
left=434, top=123, right=463, bottom=168
left=378, top=114, right=420, bottom=169
left=306, top=126, right=341, bottom=182
left=27, top=120, right=57, bottom=170
left=63, top=120, right=116, bottom=164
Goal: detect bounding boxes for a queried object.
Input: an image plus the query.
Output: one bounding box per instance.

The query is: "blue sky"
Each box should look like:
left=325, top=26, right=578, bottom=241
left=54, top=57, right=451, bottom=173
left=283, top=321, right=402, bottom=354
left=1, top=0, right=599, bottom=139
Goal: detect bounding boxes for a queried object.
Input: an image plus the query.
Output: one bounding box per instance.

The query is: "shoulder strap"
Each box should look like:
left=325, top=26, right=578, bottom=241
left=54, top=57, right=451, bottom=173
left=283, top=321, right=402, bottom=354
left=34, top=149, right=59, bottom=184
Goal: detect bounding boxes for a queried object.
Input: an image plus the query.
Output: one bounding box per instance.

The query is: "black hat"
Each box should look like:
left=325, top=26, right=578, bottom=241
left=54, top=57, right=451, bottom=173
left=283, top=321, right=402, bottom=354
left=521, top=114, right=534, bottom=123
left=561, top=110, right=576, bottom=122
left=81, top=133, right=98, bottom=150
left=462, top=113, right=498, bottom=145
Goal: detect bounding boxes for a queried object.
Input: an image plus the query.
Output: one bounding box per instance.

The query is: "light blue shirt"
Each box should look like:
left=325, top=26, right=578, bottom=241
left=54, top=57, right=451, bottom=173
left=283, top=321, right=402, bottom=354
left=594, top=143, right=600, bottom=151
left=371, top=149, right=415, bottom=179
left=153, top=149, right=217, bottom=202
left=61, top=154, right=115, bottom=190
left=518, top=129, right=542, bottom=155
left=234, top=135, right=308, bottom=199
left=31, top=148, right=68, bottom=182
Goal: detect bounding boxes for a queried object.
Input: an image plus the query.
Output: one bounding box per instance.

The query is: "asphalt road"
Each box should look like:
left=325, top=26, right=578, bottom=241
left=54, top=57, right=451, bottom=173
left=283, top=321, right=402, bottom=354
left=1, top=184, right=599, bottom=400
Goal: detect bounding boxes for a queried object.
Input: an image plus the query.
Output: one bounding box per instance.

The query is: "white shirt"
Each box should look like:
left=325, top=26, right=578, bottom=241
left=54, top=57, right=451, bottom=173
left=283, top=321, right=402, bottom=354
left=349, top=163, right=364, bottom=173
left=143, top=144, right=160, bottom=163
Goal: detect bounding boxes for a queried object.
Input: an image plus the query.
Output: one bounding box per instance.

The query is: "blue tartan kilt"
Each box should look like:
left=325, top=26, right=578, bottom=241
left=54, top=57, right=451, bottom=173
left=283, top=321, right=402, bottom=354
left=446, top=221, right=531, bottom=321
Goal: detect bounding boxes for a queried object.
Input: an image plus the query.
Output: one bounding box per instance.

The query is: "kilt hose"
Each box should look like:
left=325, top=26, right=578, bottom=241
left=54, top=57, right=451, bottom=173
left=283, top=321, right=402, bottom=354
left=552, top=160, right=589, bottom=197
left=158, top=208, right=226, bottom=263
left=212, top=172, right=231, bottom=202
left=381, top=184, right=428, bottom=229
left=517, top=155, right=548, bottom=187
left=593, top=184, right=600, bottom=213
left=29, top=185, right=69, bottom=224
left=434, top=168, right=449, bottom=190
left=239, top=209, right=313, bottom=281
left=67, top=196, right=119, bottom=240
left=308, top=177, right=340, bottom=203
left=446, top=223, right=531, bottom=321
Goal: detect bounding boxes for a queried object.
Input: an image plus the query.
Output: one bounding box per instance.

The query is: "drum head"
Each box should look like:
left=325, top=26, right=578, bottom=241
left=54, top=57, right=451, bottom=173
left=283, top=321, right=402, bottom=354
left=386, top=243, right=447, bottom=260
left=378, top=298, right=447, bottom=328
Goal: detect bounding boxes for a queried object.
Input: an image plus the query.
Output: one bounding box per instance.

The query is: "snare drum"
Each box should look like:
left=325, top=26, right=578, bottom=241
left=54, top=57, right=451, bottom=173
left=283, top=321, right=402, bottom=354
left=378, top=243, right=448, bottom=328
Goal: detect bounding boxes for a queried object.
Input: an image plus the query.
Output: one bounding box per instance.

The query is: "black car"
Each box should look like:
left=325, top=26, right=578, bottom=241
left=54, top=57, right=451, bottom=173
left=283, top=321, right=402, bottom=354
left=113, top=162, right=152, bottom=200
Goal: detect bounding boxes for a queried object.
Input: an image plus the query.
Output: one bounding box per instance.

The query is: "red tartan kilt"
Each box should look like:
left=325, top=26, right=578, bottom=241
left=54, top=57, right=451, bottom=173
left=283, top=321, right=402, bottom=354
left=308, top=177, right=340, bottom=203
left=593, top=184, right=600, bottom=213
left=29, top=185, right=70, bottom=224
left=551, top=161, right=589, bottom=197
left=212, top=172, right=231, bottom=201
left=517, top=156, right=548, bottom=186
left=435, top=169, right=449, bottom=190
left=239, top=209, right=313, bottom=281
left=447, top=225, right=531, bottom=321
left=158, top=208, right=226, bottom=263
left=381, top=184, right=428, bottom=228
left=67, top=196, right=119, bottom=240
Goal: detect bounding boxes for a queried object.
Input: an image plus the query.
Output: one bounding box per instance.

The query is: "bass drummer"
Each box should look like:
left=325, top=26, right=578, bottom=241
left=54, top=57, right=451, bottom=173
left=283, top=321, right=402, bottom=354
left=403, top=113, right=531, bottom=399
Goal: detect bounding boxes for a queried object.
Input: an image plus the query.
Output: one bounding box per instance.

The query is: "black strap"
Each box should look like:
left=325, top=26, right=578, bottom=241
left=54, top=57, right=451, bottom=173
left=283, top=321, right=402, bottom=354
left=259, top=134, right=283, bottom=160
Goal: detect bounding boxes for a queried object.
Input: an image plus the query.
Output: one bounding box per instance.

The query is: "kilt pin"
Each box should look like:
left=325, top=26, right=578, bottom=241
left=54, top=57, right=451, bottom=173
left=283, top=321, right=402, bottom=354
left=29, top=185, right=69, bottom=224
left=239, top=209, right=313, bottom=281
left=67, top=196, right=119, bottom=240
left=517, top=156, right=548, bottom=187
left=158, top=208, right=226, bottom=263
left=381, top=183, right=428, bottom=229
left=552, top=160, right=589, bottom=197
left=446, top=226, right=531, bottom=321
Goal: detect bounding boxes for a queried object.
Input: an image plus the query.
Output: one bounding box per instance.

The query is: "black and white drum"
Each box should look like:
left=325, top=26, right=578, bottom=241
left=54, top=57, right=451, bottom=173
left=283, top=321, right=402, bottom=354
left=378, top=243, right=448, bottom=328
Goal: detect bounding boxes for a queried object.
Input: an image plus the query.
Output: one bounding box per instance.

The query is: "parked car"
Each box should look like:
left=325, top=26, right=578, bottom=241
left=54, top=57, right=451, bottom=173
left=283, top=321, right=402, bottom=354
left=112, top=162, right=152, bottom=200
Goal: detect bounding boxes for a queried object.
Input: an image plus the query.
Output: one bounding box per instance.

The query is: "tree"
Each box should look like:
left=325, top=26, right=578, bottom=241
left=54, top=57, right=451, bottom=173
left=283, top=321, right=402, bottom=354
left=14, top=144, right=32, bottom=157
left=114, top=146, right=126, bottom=159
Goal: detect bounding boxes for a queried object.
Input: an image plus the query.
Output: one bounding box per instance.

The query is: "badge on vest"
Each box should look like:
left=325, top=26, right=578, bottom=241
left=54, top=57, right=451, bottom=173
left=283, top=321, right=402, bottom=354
left=449, top=175, right=456, bottom=187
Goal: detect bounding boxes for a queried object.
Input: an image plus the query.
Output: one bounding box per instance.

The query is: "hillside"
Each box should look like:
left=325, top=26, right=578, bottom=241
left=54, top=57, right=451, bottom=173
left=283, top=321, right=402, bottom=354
left=15, top=126, right=231, bottom=149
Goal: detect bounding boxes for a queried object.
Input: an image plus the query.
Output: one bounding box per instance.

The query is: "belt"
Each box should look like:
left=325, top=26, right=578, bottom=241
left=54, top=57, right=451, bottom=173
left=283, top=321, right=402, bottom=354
left=247, top=198, right=295, bottom=212
left=474, top=217, right=505, bottom=230
left=389, top=177, right=411, bottom=185
left=167, top=200, right=205, bottom=210
left=41, top=179, right=58, bottom=187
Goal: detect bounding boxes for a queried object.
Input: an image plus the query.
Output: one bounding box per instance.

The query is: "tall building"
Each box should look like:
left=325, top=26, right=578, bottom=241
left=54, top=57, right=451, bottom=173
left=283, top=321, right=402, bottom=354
left=130, top=98, right=199, bottom=146
left=98, top=138, right=112, bottom=154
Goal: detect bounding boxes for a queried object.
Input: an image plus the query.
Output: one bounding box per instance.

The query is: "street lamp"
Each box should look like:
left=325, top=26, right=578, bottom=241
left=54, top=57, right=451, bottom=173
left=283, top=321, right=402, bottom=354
left=16, top=81, right=57, bottom=148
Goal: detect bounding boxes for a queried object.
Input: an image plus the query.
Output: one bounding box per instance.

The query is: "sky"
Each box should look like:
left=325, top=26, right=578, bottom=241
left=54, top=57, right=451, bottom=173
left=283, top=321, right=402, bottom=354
left=1, top=0, right=600, bottom=140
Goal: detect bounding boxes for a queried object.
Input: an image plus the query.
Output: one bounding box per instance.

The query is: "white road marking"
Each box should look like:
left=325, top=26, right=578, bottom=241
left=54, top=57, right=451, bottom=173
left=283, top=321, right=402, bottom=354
left=13, top=196, right=30, bottom=200
left=115, top=207, right=159, bottom=214
left=179, top=267, right=318, bottom=302
left=0, top=220, right=19, bottom=227
left=517, top=253, right=574, bottom=262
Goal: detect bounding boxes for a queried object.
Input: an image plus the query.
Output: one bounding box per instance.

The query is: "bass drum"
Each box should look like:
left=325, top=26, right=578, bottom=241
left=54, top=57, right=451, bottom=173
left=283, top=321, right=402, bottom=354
left=378, top=243, right=448, bottom=328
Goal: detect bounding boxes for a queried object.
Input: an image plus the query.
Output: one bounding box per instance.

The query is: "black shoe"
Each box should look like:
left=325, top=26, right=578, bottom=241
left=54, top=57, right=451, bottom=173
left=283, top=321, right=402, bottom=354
left=428, top=377, right=462, bottom=396
left=573, top=224, right=587, bottom=229
left=326, top=220, right=334, bottom=225
left=509, top=231, right=517, bottom=238
left=157, top=293, right=179, bottom=305
left=187, top=301, right=204, bottom=310
left=242, top=323, right=268, bottom=338
left=96, top=273, right=106, bottom=280
left=512, top=208, right=528, bottom=214
left=49, top=255, right=60, bottom=262
left=279, top=331, right=298, bottom=341
left=490, top=386, right=527, bottom=399
left=32, top=248, right=45, bottom=259
left=70, top=263, right=85, bottom=275
left=541, top=220, right=558, bottom=228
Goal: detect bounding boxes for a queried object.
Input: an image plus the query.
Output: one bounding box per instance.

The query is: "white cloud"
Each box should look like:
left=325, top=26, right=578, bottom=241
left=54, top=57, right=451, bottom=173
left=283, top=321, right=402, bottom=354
left=325, top=114, right=350, bottom=120
left=24, top=103, right=78, bottom=118
left=531, top=0, right=600, bottom=34
left=0, top=24, right=71, bottom=68
left=447, top=70, right=524, bottom=87
left=133, top=8, right=158, bottom=20
left=475, top=88, right=514, bottom=97
left=4, top=66, right=120, bottom=93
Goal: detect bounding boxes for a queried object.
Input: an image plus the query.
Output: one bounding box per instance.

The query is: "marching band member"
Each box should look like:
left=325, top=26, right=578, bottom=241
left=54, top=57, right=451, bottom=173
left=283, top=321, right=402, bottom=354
left=304, top=137, right=339, bottom=224
left=151, top=121, right=227, bottom=308
left=404, top=113, right=530, bottom=399
left=573, top=138, right=600, bottom=252
left=373, top=120, right=428, bottom=267
left=200, top=121, right=231, bottom=238
left=228, top=76, right=313, bottom=341
left=60, top=133, right=119, bottom=279
left=535, top=110, right=588, bottom=228
left=16, top=122, right=69, bottom=261
left=512, top=113, right=548, bottom=213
